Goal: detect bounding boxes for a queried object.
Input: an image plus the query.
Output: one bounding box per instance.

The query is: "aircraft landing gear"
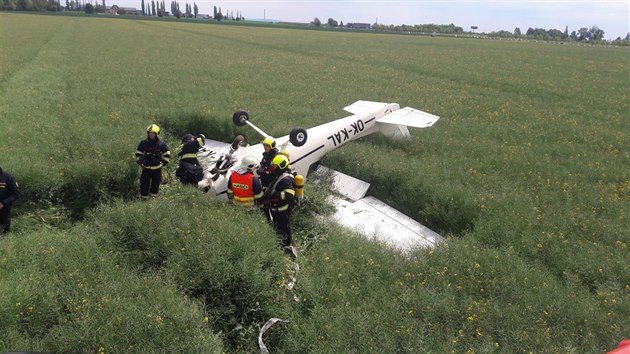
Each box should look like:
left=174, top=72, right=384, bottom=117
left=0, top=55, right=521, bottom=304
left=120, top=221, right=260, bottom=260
left=289, top=127, right=308, bottom=147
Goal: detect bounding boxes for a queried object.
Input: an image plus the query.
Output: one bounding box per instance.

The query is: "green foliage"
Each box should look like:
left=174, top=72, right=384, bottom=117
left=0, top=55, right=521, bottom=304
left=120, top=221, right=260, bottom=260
left=1, top=13, right=628, bottom=352
left=88, top=185, right=293, bottom=351
left=283, top=235, right=616, bottom=352
left=0, top=222, right=222, bottom=352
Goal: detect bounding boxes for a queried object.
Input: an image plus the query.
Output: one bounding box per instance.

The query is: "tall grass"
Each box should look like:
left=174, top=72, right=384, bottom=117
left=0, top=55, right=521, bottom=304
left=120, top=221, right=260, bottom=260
left=1, top=12, right=628, bottom=352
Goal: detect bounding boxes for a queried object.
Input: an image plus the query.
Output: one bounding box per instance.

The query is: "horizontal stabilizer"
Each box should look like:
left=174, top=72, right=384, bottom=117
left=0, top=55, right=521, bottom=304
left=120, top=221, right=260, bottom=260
left=376, top=107, right=439, bottom=128
left=343, top=100, right=389, bottom=115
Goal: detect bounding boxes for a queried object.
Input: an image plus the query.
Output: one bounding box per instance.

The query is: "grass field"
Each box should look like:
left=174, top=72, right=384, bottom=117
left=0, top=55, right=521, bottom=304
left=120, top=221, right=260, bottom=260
left=1, top=12, right=629, bottom=353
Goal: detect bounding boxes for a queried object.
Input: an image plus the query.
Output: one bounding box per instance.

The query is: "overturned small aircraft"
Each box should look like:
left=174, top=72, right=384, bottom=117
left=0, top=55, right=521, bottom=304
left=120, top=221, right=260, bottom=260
left=197, top=100, right=445, bottom=252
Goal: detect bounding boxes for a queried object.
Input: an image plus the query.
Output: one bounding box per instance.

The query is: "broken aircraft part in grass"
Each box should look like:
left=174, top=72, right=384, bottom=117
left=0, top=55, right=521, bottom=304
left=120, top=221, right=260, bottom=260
left=196, top=100, right=442, bottom=251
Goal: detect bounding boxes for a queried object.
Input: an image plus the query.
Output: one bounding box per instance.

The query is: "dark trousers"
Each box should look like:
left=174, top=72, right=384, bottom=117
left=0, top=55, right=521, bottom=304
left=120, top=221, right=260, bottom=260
left=271, top=212, right=292, bottom=247
left=140, top=169, right=162, bottom=197
left=0, top=207, right=11, bottom=234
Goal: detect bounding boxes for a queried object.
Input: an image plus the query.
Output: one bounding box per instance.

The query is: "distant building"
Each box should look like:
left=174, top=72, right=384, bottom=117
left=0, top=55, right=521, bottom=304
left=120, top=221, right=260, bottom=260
left=347, top=23, right=371, bottom=30
left=106, top=5, right=142, bottom=15
left=121, top=7, right=142, bottom=15
left=106, top=5, right=119, bottom=14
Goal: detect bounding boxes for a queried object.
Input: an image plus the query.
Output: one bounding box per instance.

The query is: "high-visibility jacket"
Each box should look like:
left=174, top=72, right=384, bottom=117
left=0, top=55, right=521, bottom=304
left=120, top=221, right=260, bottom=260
left=227, top=171, right=263, bottom=207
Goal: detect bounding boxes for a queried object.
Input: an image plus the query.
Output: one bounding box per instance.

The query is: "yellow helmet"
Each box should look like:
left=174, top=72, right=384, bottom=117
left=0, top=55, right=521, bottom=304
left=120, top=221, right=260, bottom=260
left=262, top=136, right=276, bottom=149
left=147, top=124, right=160, bottom=135
left=271, top=154, right=289, bottom=170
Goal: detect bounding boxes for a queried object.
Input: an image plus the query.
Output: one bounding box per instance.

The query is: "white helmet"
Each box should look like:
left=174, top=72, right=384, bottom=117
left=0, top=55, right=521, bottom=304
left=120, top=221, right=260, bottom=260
left=240, top=156, right=259, bottom=172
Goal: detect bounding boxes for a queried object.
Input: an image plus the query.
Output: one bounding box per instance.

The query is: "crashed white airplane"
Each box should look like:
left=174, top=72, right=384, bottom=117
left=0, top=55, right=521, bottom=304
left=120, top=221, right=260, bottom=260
left=197, top=100, right=445, bottom=252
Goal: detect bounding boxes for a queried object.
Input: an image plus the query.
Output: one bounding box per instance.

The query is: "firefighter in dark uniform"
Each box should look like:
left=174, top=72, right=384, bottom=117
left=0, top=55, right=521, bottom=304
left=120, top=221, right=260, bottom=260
left=176, top=133, right=205, bottom=185
left=258, top=136, right=279, bottom=220
left=263, top=154, right=296, bottom=250
left=135, top=124, right=171, bottom=199
left=227, top=156, right=263, bottom=208
left=257, top=136, right=279, bottom=189
left=0, top=165, right=20, bottom=234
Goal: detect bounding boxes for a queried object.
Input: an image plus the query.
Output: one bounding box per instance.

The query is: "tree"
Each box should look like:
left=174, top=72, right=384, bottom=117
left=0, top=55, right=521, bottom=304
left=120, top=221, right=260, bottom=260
left=311, top=17, right=321, bottom=27
left=590, top=26, right=604, bottom=41
left=151, top=0, right=155, bottom=15
left=84, top=2, right=93, bottom=13
left=141, top=0, right=144, bottom=14
left=193, top=2, right=197, bottom=18
left=514, top=27, right=521, bottom=36
left=327, top=18, right=338, bottom=27
left=570, top=30, right=578, bottom=41
left=214, top=6, right=222, bottom=20
left=562, top=25, right=569, bottom=40
left=578, top=27, right=589, bottom=41
left=625, top=33, right=630, bottom=41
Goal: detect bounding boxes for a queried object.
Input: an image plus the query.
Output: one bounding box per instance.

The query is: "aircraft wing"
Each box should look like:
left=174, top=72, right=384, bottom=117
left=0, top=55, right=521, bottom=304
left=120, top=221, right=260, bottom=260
left=329, top=196, right=444, bottom=252
left=342, top=100, right=390, bottom=115
left=376, top=107, right=439, bottom=128
left=312, top=166, right=444, bottom=253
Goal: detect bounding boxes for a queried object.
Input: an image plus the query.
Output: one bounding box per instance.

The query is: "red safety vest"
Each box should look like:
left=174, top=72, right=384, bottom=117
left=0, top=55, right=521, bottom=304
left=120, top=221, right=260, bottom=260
left=231, top=172, right=256, bottom=207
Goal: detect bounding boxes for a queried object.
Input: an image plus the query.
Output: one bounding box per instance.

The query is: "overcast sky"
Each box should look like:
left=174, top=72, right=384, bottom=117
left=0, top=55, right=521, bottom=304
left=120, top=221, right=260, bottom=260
left=121, top=0, right=630, bottom=40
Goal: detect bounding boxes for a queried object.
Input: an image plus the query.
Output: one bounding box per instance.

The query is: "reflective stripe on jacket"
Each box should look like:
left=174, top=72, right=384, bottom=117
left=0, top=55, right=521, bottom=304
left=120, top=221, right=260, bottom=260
left=266, top=172, right=295, bottom=214
left=136, top=138, right=171, bottom=169
left=228, top=172, right=263, bottom=207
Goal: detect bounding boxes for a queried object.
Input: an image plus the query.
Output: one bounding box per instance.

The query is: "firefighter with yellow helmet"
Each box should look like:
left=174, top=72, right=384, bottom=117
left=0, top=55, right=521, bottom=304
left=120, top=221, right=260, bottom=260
left=227, top=156, right=263, bottom=207
left=263, top=154, right=296, bottom=249
left=135, top=124, right=171, bottom=199
left=176, top=133, right=205, bottom=185
left=257, top=136, right=280, bottom=189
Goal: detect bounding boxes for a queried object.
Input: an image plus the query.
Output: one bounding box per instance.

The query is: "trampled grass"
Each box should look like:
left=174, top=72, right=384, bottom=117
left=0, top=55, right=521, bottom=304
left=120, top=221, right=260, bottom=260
left=1, top=12, right=629, bottom=352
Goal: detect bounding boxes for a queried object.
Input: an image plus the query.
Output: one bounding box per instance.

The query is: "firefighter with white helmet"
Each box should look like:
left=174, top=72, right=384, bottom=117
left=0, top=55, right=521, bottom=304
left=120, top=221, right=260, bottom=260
left=135, top=124, right=171, bottom=199
left=227, top=156, right=263, bottom=207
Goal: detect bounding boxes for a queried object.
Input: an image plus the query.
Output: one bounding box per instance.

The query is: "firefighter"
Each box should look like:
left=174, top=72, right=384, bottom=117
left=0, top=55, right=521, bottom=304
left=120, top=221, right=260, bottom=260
left=135, top=124, right=171, bottom=199
left=176, top=133, right=205, bottom=185
left=257, top=136, right=279, bottom=189
left=227, top=156, right=263, bottom=207
left=263, top=154, right=296, bottom=250
left=0, top=165, right=20, bottom=234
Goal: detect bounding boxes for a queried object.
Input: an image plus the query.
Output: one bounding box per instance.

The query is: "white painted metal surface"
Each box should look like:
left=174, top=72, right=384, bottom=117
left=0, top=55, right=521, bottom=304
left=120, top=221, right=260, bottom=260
left=329, top=195, right=445, bottom=252
left=313, top=166, right=370, bottom=202
left=197, top=100, right=439, bottom=198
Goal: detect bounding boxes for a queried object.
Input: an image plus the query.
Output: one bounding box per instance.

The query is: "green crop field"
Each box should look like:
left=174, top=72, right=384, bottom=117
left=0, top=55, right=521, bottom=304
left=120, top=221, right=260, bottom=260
left=1, top=12, right=629, bottom=353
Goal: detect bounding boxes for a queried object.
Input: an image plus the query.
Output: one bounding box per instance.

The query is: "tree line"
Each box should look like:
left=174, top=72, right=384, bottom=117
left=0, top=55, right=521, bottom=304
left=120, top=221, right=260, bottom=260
left=310, top=17, right=629, bottom=46
left=488, top=25, right=630, bottom=45
left=0, top=0, right=244, bottom=20
left=2, top=0, right=62, bottom=11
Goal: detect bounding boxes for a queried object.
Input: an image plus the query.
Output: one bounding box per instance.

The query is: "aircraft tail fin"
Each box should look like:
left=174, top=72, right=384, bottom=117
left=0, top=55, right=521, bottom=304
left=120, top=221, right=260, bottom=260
left=376, top=107, right=440, bottom=139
